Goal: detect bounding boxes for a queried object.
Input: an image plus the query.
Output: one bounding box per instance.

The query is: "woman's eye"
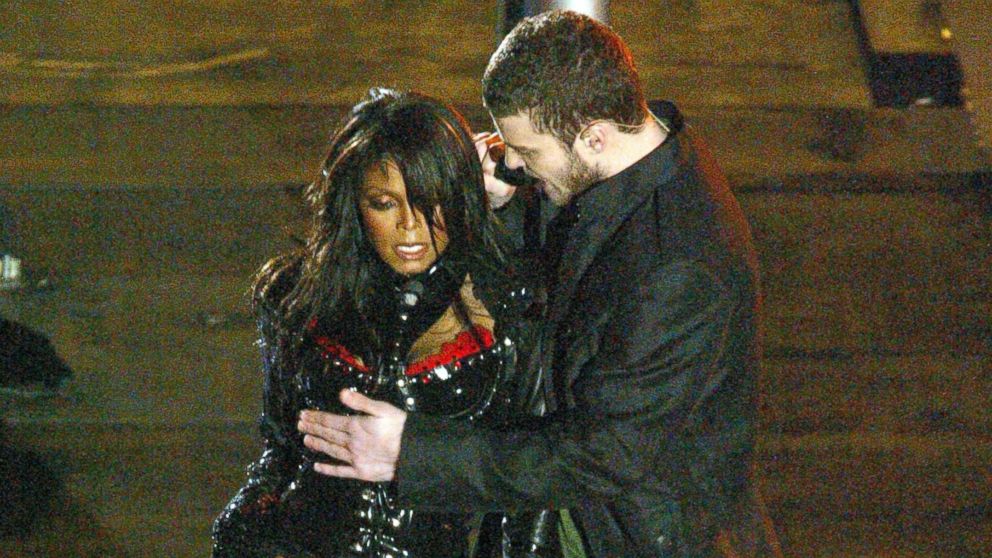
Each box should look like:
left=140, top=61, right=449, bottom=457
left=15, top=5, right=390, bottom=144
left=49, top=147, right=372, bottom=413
left=368, top=197, right=397, bottom=210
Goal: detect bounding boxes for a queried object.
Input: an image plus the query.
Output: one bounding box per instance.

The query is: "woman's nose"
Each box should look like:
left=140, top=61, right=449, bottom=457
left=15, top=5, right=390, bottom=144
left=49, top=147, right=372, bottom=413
left=397, top=205, right=420, bottom=230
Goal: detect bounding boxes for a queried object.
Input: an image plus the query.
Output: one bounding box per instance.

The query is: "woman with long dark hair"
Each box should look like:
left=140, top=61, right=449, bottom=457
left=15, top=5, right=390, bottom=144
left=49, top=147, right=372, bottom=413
left=212, top=89, right=557, bottom=558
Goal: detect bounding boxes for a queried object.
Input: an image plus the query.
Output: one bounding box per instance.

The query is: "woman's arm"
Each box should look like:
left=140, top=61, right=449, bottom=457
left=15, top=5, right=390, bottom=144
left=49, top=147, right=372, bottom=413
left=212, top=312, right=304, bottom=558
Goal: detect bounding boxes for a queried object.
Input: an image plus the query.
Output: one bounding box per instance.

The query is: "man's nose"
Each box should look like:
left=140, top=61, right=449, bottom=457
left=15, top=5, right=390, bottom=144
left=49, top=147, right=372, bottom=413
left=505, top=149, right=525, bottom=171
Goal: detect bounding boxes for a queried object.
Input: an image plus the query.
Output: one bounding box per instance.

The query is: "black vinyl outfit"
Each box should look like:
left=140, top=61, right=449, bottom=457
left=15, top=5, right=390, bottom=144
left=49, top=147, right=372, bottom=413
left=212, top=255, right=560, bottom=558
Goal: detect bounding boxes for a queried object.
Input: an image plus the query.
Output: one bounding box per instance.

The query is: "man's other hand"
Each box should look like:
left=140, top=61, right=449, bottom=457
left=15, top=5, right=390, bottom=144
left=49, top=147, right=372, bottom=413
left=297, top=390, right=407, bottom=482
left=474, top=131, right=517, bottom=208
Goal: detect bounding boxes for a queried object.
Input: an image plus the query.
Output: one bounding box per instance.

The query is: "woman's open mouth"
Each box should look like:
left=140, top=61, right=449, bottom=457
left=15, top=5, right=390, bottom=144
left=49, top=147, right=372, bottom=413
left=394, top=243, right=429, bottom=261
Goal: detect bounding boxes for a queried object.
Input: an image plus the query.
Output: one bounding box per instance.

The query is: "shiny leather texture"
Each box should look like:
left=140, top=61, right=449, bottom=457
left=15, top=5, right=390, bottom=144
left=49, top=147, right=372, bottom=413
left=212, top=259, right=560, bottom=558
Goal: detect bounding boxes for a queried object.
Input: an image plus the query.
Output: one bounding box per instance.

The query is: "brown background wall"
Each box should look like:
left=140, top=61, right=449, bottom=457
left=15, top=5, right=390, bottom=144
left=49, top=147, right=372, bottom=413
left=1, top=2, right=990, bottom=556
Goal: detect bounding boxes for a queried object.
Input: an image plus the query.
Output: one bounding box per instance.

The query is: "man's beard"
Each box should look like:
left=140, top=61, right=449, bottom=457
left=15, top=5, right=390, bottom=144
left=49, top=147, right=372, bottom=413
left=542, top=149, right=604, bottom=206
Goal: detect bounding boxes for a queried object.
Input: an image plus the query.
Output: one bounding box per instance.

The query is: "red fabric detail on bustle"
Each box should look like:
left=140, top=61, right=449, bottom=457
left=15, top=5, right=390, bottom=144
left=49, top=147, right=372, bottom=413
left=404, top=325, right=494, bottom=377
left=308, top=318, right=370, bottom=372
left=307, top=318, right=494, bottom=378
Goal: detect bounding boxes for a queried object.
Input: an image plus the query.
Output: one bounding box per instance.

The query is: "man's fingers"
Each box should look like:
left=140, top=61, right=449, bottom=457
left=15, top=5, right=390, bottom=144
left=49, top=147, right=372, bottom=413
left=297, top=418, right=349, bottom=447
left=474, top=132, right=504, bottom=165
left=297, top=414, right=349, bottom=445
left=476, top=140, right=490, bottom=162
left=338, top=389, right=397, bottom=417
left=313, top=460, right=393, bottom=482
left=473, top=131, right=500, bottom=146
left=475, top=136, right=495, bottom=164
left=299, top=409, right=350, bottom=432
left=313, top=461, right=361, bottom=480
left=302, top=434, right=351, bottom=463
left=484, top=133, right=502, bottom=147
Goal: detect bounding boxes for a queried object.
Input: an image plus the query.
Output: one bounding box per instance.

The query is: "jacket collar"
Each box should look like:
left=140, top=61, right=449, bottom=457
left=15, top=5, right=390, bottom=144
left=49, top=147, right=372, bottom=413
left=545, top=120, right=683, bottom=326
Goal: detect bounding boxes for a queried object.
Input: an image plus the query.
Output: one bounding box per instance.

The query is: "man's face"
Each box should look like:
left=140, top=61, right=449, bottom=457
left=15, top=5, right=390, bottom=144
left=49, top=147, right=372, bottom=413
left=495, top=112, right=602, bottom=206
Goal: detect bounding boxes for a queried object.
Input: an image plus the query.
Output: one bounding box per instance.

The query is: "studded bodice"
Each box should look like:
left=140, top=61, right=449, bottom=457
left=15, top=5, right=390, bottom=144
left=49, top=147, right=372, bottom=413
left=212, top=256, right=544, bottom=558
left=302, top=323, right=510, bottom=418
left=272, top=322, right=519, bottom=558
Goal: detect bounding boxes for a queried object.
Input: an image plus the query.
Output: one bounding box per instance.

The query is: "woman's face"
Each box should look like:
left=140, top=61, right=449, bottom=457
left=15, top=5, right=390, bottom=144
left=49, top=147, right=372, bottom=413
left=359, top=161, right=449, bottom=276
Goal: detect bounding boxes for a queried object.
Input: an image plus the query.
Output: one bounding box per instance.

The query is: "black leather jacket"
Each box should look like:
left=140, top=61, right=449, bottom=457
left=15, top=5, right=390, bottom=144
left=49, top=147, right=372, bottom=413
left=393, top=102, right=782, bottom=557
left=212, top=257, right=560, bottom=558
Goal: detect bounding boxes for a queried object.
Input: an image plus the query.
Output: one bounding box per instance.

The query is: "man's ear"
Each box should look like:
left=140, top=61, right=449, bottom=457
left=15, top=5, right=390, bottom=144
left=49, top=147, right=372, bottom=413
left=574, top=122, right=608, bottom=157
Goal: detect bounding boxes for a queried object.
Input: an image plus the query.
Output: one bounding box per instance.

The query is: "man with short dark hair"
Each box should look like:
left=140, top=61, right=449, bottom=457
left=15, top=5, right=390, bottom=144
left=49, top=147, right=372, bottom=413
left=298, top=11, right=783, bottom=556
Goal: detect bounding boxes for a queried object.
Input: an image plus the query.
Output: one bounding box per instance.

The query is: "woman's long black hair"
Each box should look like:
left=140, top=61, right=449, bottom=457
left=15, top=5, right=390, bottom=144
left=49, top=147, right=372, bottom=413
left=253, top=88, right=506, bottom=354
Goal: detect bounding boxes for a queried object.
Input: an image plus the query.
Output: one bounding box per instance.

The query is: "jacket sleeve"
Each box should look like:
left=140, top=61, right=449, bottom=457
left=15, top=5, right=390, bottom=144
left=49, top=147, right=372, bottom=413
left=395, top=259, right=744, bottom=515
left=492, top=187, right=528, bottom=252
left=211, top=311, right=304, bottom=558
left=475, top=272, right=562, bottom=558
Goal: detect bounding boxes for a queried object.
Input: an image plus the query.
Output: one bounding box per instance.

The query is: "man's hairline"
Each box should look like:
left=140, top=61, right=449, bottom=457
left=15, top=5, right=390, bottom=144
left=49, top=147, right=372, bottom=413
left=490, top=107, right=578, bottom=153
left=490, top=107, right=651, bottom=156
